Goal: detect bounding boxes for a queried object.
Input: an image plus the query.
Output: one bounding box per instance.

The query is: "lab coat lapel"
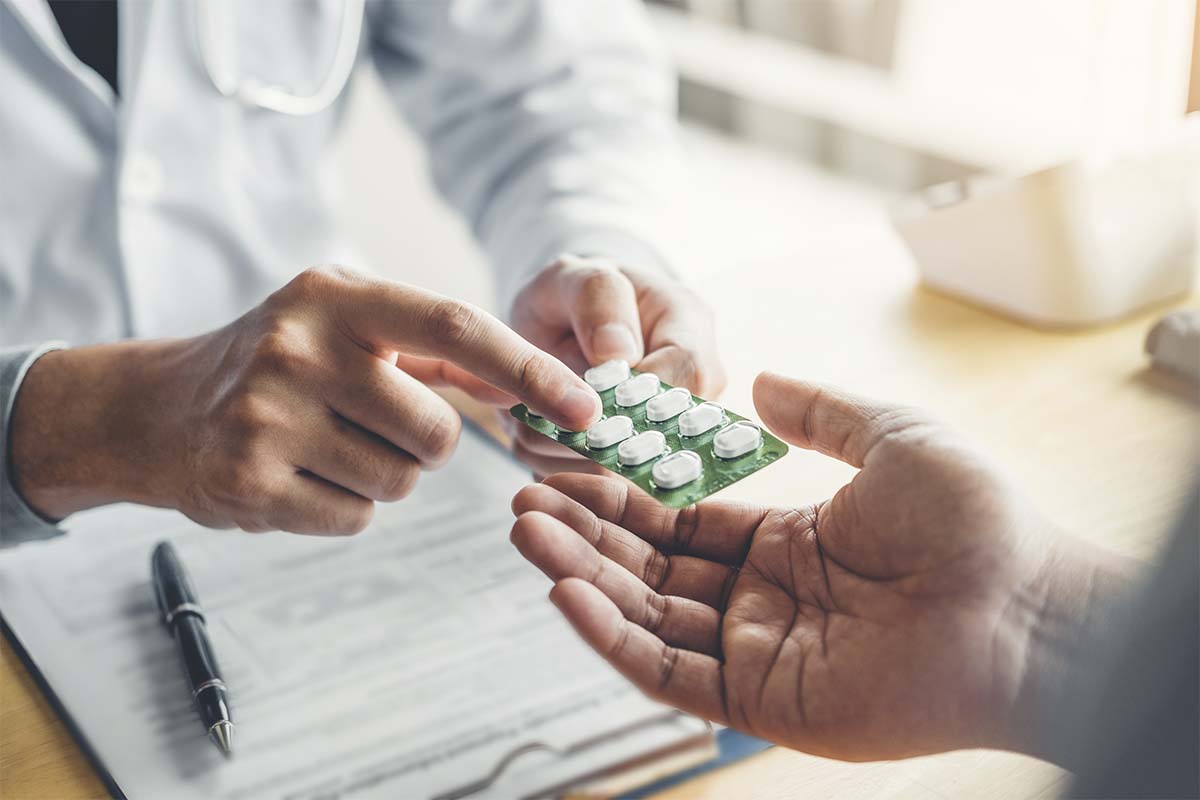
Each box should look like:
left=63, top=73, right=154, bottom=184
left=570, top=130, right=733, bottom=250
left=4, top=0, right=116, bottom=108
left=116, top=0, right=155, bottom=114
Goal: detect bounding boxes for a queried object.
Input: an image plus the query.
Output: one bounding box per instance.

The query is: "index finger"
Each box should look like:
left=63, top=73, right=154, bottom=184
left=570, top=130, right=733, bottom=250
left=539, top=473, right=767, bottom=566
left=337, top=272, right=602, bottom=431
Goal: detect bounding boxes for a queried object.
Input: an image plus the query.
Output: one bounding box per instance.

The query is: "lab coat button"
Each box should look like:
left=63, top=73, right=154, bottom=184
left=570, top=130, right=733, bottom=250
left=123, top=154, right=163, bottom=200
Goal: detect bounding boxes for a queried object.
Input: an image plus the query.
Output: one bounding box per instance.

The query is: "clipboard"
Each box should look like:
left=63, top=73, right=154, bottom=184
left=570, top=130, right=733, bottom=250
left=4, top=608, right=718, bottom=800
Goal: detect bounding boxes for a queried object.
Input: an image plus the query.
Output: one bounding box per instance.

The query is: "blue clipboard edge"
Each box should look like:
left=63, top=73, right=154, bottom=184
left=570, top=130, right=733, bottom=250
left=1, top=614, right=127, bottom=799
left=618, top=728, right=774, bottom=799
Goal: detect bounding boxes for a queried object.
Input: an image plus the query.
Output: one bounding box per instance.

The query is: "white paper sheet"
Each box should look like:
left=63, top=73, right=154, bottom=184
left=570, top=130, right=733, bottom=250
left=0, top=430, right=708, bottom=799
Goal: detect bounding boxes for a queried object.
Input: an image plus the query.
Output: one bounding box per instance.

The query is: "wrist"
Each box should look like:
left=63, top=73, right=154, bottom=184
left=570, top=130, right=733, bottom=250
left=998, top=533, right=1142, bottom=764
left=9, top=339, right=190, bottom=519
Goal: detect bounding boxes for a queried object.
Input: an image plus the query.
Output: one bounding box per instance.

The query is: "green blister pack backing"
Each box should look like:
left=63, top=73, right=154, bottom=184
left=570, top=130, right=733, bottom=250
left=510, top=370, right=788, bottom=508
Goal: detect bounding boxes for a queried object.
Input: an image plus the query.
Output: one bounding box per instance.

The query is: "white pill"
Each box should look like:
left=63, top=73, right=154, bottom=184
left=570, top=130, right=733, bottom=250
left=618, top=430, right=667, bottom=467
left=614, top=373, right=661, bottom=407
left=713, top=421, right=763, bottom=459
left=584, top=359, right=630, bottom=392
left=645, top=387, right=693, bottom=422
left=586, top=415, right=634, bottom=449
left=651, top=450, right=703, bottom=490
left=677, top=402, right=725, bottom=437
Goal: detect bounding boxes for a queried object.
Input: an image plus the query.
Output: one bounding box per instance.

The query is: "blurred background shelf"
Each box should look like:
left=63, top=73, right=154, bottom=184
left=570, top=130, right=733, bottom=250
left=649, top=0, right=1196, bottom=190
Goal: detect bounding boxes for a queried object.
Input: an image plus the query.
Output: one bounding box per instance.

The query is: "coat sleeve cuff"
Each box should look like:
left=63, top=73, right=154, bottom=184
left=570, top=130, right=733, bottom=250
left=1, top=342, right=68, bottom=547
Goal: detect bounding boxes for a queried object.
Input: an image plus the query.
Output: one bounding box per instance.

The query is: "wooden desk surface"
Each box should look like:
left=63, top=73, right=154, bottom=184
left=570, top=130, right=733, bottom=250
left=3, top=132, right=1197, bottom=797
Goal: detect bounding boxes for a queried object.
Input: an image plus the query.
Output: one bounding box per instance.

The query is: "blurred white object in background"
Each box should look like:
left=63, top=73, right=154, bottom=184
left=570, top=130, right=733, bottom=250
left=1145, top=309, right=1200, bottom=381
left=892, top=119, right=1200, bottom=327
left=652, top=0, right=1195, bottom=188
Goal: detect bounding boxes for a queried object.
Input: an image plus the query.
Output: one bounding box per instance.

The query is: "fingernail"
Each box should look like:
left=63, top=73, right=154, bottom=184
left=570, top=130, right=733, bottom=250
left=592, top=323, right=640, bottom=362
left=561, top=386, right=601, bottom=428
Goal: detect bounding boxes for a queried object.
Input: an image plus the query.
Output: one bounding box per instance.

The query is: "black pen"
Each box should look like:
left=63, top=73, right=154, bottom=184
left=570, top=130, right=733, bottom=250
left=151, top=541, right=235, bottom=758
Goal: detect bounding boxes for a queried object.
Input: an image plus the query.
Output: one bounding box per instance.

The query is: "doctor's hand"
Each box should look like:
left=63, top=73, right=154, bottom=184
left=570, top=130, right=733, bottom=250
left=510, top=373, right=1137, bottom=763
left=507, top=254, right=726, bottom=477
left=10, top=266, right=601, bottom=534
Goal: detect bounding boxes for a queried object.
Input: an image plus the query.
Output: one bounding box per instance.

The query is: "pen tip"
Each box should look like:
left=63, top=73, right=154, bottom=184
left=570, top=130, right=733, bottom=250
left=210, top=721, right=234, bottom=758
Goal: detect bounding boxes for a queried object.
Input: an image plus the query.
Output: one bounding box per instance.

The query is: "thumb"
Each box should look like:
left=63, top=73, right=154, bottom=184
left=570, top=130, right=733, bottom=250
left=752, top=372, right=917, bottom=468
left=559, top=255, right=645, bottom=365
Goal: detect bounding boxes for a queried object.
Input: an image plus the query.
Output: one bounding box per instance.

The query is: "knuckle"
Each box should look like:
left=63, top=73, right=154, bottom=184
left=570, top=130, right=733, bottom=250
left=224, top=393, right=272, bottom=435
left=871, top=407, right=931, bottom=447
left=608, top=619, right=633, bottom=659
left=656, top=645, right=680, bottom=691
left=338, top=500, right=375, bottom=535
left=856, top=406, right=942, bottom=464
left=379, top=462, right=419, bottom=502
left=250, top=330, right=307, bottom=376
left=642, top=592, right=667, bottom=634
left=672, top=505, right=701, bottom=553
left=290, top=265, right=351, bottom=295
left=540, top=255, right=573, bottom=282
left=426, top=299, right=481, bottom=347
left=271, top=265, right=360, bottom=311
left=415, top=409, right=461, bottom=465
left=552, top=252, right=599, bottom=275
left=513, top=257, right=566, bottom=308
left=548, top=253, right=577, bottom=271
left=223, top=458, right=269, bottom=503
left=274, top=268, right=327, bottom=305
left=657, top=345, right=700, bottom=389
left=577, top=265, right=625, bottom=296
left=514, top=351, right=549, bottom=398
left=305, top=496, right=374, bottom=537
left=642, top=549, right=671, bottom=590
left=674, top=348, right=701, bottom=386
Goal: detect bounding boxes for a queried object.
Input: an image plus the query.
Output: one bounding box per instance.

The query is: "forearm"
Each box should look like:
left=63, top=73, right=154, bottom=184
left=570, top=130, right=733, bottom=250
left=9, top=339, right=188, bottom=520
left=1002, top=534, right=1144, bottom=765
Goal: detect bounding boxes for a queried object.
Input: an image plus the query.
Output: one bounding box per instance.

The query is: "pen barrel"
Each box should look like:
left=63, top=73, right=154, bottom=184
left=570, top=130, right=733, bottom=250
left=196, top=683, right=232, bottom=732
left=174, top=615, right=223, bottom=686
left=173, top=615, right=232, bottom=726
left=152, top=542, right=200, bottom=621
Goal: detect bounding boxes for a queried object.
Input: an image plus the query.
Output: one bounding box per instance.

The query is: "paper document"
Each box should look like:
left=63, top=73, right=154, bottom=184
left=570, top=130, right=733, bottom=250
left=0, top=430, right=708, bottom=799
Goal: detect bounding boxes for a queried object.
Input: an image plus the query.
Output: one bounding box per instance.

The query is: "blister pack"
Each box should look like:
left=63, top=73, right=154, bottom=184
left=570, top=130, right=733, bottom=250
left=510, top=360, right=788, bottom=508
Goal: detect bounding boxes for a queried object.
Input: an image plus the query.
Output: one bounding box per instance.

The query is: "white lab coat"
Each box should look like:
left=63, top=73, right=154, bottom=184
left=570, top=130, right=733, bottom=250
left=0, top=0, right=681, bottom=544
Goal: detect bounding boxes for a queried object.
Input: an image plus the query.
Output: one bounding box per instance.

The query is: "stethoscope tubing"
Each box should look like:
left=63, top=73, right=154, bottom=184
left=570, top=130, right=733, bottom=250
left=192, top=0, right=364, bottom=116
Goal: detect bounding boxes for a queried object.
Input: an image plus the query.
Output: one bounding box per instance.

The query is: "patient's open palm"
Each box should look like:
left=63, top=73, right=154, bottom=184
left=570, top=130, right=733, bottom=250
left=511, top=374, right=1056, bottom=760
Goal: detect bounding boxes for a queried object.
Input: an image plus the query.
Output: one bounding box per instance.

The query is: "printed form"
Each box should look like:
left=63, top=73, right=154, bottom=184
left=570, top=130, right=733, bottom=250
left=0, top=431, right=708, bottom=799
